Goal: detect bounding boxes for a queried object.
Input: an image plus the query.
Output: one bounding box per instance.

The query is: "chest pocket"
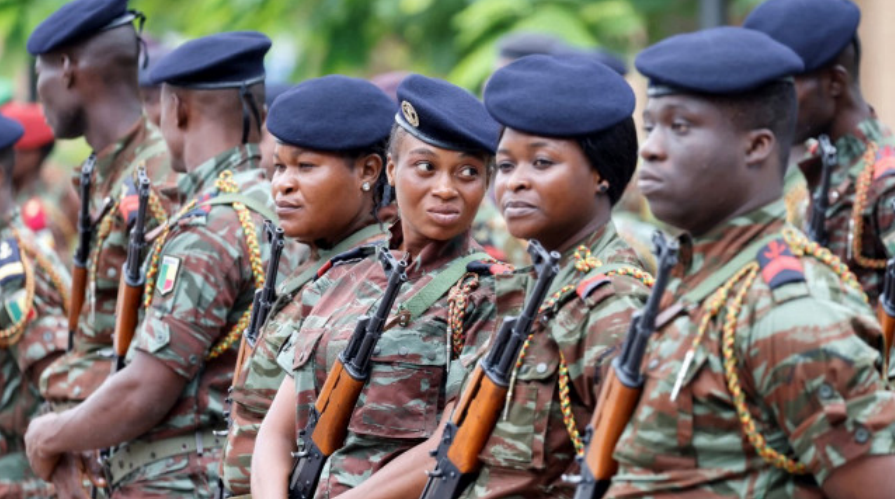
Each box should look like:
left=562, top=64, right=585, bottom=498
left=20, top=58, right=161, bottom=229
left=479, top=333, right=559, bottom=471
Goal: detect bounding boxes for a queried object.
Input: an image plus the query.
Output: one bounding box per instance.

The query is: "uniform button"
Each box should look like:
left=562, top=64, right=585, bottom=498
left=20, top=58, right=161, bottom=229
left=829, top=190, right=840, bottom=203
left=855, top=427, right=870, bottom=444
left=648, top=359, right=659, bottom=371
left=427, top=352, right=436, bottom=361
left=73, top=386, right=82, bottom=397
left=399, top=346, right=409, bottom=356
left=818, top=383, right=834, bottom=399
left=373, top=347, right=381, bottom=356
left=536, top=363, right=548, bottom=374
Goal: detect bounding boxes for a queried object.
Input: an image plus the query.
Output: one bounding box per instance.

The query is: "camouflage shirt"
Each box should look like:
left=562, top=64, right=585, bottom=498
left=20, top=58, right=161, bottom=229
left=115, top=145, right=298, bottom=494
left=0, top=211, right=70, bottom=497
left=608, top=200, right=895, bottom=498
left=40, top=116, right=177, bottom=406
left=458, top=223, right=651, bottom=499
left=221, top=223, right=387, bottom=495
left=800, top=116, right=895, bottom=305
left=288, top=224, right=499, bottom=498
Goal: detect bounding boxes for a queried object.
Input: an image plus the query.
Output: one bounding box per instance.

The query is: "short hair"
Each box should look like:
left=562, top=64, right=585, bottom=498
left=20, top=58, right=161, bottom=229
left=578, top=116, right=639, bottom=206
left=703, top=79, right=797, bottom=168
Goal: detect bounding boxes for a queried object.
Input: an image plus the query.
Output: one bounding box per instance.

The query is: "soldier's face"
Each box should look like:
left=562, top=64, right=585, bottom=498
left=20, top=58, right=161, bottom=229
left=494, top=128, right=605, bottom=251
left=639, top=94, right=750, bottom=236
left=35, top=54, right=84, bottom=139
left=387, top=133, right=488, bottom=246
left=793, top=72, right=836, bottom=144
left=271, top=143, right=375, bottom=243
left=159, top=85, right=186, bottom=173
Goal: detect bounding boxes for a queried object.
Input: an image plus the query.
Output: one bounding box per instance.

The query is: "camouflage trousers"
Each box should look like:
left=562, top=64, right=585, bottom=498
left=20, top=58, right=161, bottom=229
left=0, top=452, right=55, bottom=498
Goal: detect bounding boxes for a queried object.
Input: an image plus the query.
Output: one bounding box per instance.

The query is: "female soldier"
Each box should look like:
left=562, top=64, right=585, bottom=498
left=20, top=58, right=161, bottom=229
left=338, top=54, right=654, bottom=499
left=253, top=74, right=503, bottom=497
left=219, top=75, right=396, bottom=497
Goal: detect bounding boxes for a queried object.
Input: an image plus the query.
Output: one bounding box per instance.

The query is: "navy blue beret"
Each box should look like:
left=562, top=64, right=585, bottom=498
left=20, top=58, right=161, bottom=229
left=395, top=74, right=499, bottom=154
left=551, top=46, right=628, bottom=76
left=264, top=81, right=293, bottom=108
left=744, top=0, right=860, bottom=73
left=484, top=54, right=635, bottom=137
left=267, top=75, right=395, bottom=152
left=635, top=27, right=804, bottom=96
left=148, top=32, right=271, bottom=88
left=27, top=0, right=140, bottom=55
left=0, top=115, right=24, bottom=150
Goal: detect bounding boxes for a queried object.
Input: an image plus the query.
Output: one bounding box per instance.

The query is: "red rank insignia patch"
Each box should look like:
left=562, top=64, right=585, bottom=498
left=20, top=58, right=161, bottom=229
left=118, top=177, right=140, bottom=224
left=22, top=198, right=47, bottom=231
left=576, top=273, right=610, bottom=300
left=872, top=145, right=895, bottom=181
left=756, top=239, right=804, bottom=288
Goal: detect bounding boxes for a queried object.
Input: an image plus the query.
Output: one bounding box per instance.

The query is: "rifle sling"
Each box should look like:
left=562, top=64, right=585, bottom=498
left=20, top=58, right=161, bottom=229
left=399, top=251, right=490, bottom=322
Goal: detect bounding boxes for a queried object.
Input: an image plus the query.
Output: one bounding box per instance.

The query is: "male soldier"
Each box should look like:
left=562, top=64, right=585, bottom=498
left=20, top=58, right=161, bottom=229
left=745, top=0, right=895, bottom=305
left=0, top=115, right=70, bottom=497
left=25, top=31, right=299, bottom=497
left=27, top=0, right=176, bottom=418
left=3, top=101, right=79, bottom=260
left=605, top=27, right=895, bottom=498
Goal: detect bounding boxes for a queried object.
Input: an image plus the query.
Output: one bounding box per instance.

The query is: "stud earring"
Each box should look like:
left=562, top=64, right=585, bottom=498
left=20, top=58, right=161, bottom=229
left=362, top=182, right=371, bottom=192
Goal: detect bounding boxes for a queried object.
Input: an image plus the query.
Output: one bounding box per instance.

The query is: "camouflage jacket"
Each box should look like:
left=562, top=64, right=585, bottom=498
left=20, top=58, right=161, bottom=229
left=117, top=145, right=298, bottom=493
left=40, top=116, right=177, bottom=405
left=221, top=223, right=387, bottom=495
left=15, top=161, right=79, bottom=263
left=288, top=224, right=499, bottom=498
left=608, top=200, right=895, bottom=498
left=800, top=116, right=895, bottom=305
left=0, top=211, right=70, bottom=497
left=457, top=223, right=651, bottom=499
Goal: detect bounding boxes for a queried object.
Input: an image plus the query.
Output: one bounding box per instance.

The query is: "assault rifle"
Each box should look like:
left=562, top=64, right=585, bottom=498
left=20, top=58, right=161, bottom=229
left=287, top=248, right=408, bottom=499
left=245, top=220, right=286, bottom=349
left=879, top=254, right=895, bottom=382
left=112, top=169, right=151, bottom=372
left=67, top=153, right=97, bottom=352
left=418, top=240, right=561, bottom=499
left=573, top=230, right=678, bottom=499
left=806, top=134, right=837, bottom=246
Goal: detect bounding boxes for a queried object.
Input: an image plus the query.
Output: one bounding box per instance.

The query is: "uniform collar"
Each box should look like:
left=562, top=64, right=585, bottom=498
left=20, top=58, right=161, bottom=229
left=386, top=219, right=478, bottom=279
left=90, top=115, right=148, bottom=189
left=176, top=143, right=261, bottom=200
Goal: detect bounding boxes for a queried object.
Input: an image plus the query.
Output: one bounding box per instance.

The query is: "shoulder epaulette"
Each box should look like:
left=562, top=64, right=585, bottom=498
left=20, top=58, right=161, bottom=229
left=576, top=273, right=612, bottom=300
left=756, top=238, right=805, bottom=289
left=21, top=198, right=47, bottom=232
left=872, top=145, right=895, bottom=181
left=466, top=259, right=513, bottom=276
left=179, top=192, right=217, bottom=222
left=0, top=237, right=24, bottom=286
left=316, top=244, right=380, bottom=279
left=118, top=176, right=140, bottom=225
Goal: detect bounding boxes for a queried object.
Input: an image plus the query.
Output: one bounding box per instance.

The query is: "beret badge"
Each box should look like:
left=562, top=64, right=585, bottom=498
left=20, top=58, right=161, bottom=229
left=401, top=100, right=420, bottom=127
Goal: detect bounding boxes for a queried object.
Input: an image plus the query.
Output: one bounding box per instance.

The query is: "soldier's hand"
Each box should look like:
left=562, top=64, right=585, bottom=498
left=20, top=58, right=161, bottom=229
left=24, top=412, right=62, bottom=480
left=51, top=453, right=90, bottom=499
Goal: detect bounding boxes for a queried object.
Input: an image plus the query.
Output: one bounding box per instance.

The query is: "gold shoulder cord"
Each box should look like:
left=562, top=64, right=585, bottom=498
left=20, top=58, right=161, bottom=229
left=850, top=142, right=887, bottom=269
left=143, top=170, right=265, bottom=361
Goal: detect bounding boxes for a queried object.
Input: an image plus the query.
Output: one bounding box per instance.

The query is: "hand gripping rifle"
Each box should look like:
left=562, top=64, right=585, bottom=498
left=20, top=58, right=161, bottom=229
left=287, top=248, right=408, bottom=499
left=806, top=134, right=837, bottom=246
left=112, top=169, right=151, bottom=372
left=418, top=240, right=561, bottom=499
left=67, top=153, right=97, bottom=352
left=573, top=231, right=678, bottom=499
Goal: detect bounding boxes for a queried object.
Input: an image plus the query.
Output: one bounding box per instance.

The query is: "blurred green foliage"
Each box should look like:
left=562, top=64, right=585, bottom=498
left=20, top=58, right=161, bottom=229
left=2, top=0, right=761, bottom=93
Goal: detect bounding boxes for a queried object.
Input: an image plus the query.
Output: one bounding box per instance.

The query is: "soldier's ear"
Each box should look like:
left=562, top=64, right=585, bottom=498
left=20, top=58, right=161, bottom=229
left=744, top=128, right=775, bottom=167
left=358, top=153, right=383, bottom=188
left=61, top=54, right=75, bottom=89
left=386, top=153, right=396, bottom=187
left=172, top=92, right=188, bottom=129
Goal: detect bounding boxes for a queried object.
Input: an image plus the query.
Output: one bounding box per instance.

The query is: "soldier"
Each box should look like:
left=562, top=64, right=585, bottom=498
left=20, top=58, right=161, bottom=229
left=0, top=115, right=70, bottom=498
left=138, top=39, right=172, bottom=128
left=25, top=31, right=299, bottom=497
left=605, top=27, right=895, bottom=498
left=338, top=54, right=654, bottom=499
left=253, top=74, right=503, bottom=497
left=3, top=101, right=79, bottom=261
left=220, top=75, right=396, bottom=497
left=745, top=0, right=895, bottom=305
left=26, top=0, right=176, bottom=438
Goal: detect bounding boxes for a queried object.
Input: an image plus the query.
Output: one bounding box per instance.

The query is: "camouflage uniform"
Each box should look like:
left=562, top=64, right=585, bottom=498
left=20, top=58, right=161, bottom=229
left=457, top=223, right=651, bottom=499
left=0, top=211, right=70, bottom=498
left=800, top=116, right=895, bottom=305
left=101, top=144, right=298, bottom=497
left=40, top=116, right=177, bottom=408
left=608, top=200, right=895, bottom=498
left=285, top=225, right=499, bottom=498
left=15, top=162, right=79, bottom=262
left=221, top=223, right=387, bottom=495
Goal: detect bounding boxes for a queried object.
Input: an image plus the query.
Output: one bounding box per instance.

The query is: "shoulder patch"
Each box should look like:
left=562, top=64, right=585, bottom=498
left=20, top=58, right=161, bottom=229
left=4, top=289, right=34, bottom=323
left=576, top=273, right=611, bottom=301
left=872, top=145, right=895, bottom=181
left=316, top=245, right=379, bottom=279
left=756, top=239, right=805, bottom=289
left=21, top=198, right=47, bottom=231
left=157, top=255, right=182, bottom=296
left=0, top=238, right=24, bottom=286
left=466, top=259, right=513, bottom=276
left=179, top=192, right=217, bottom=221
left=118, top=177, right=140, bottom=225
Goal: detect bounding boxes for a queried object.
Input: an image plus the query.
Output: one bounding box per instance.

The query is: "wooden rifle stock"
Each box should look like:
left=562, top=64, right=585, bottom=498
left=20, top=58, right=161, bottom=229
left=574, top=231, right=678, bottom=499
left=420, top=240, right=561, bottom=499
left=67, top=154, right=97, bottom=352
left=288, top=249, right=408, bottom=499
